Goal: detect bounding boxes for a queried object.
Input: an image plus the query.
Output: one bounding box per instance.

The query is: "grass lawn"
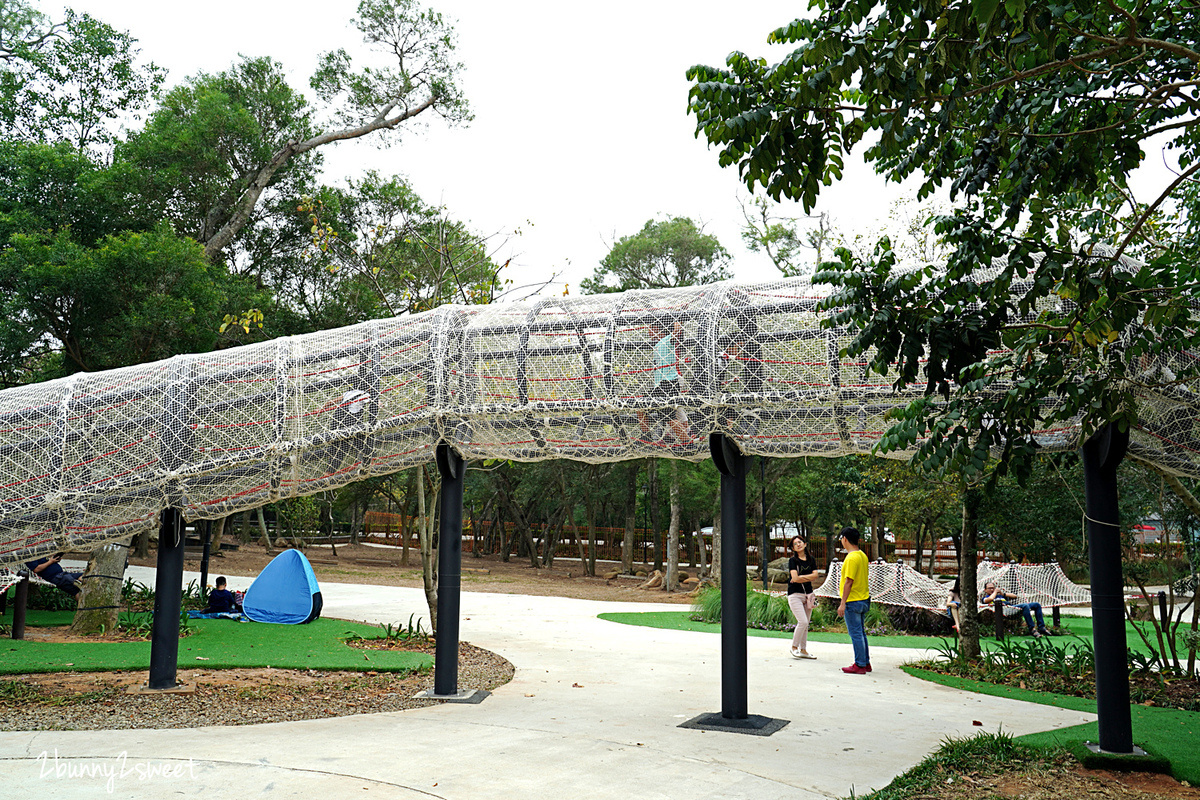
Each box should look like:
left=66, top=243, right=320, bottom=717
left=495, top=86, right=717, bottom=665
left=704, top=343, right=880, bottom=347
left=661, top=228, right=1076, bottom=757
left=597, top=610, right=1159, bottom=655
left=0, top=609, right=430, bottom=674
left=905, top=667, right=1200, bottom=786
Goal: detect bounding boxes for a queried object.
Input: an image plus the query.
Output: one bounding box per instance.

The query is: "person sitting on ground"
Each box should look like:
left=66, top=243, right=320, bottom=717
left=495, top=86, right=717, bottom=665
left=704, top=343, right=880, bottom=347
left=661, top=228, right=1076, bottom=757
left=945, top=578, right=962, bottom=633
left=202, top=577, right=240, bottom=614
left=24, top=552, right=83, bottom=597
left=980, top=581, right=1049, bottom=637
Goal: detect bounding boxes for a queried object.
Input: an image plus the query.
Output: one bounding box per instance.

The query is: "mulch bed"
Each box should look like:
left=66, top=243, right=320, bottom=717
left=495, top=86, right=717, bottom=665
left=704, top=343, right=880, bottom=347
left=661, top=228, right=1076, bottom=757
left=0, top=641, right=512, bottom=731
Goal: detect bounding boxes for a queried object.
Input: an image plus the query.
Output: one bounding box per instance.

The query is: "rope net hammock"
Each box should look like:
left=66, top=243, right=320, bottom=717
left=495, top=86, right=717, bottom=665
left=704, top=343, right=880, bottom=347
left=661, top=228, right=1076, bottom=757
left=1, top=276, right=1197, bottom=567
left=813, top=560, right=1092, bottom=612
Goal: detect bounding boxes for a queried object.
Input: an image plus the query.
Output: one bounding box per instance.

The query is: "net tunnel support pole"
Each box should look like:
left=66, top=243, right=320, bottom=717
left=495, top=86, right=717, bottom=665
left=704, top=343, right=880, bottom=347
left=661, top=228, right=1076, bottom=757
left=714, top=434, right=749, bottom=721
left=148, top=508, right=185, bottom=690
left=418, top=443, right=487, bottom=703
left=1082, top=423, right=1134, bottom=754
left=677, top=435, right=787, bottom=735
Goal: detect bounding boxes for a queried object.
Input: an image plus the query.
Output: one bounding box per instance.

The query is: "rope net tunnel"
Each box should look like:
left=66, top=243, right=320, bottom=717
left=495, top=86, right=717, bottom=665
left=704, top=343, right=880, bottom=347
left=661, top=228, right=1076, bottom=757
left=2, top=276, right=1198, bottom=567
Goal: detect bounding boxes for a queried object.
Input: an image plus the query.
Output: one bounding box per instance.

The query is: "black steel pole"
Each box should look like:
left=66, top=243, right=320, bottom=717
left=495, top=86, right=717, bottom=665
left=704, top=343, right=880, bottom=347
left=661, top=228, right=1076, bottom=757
left=711, top=433, right=748, bottom=721
left=1082, top=423, right=1133, bottom=754
left=148, top=508, right=185, bottom=690
left=434, top=443, right=465, bottom=696
left=12, top=576, right=28, bottom=640
left=199, top=519, right=213, bottom=603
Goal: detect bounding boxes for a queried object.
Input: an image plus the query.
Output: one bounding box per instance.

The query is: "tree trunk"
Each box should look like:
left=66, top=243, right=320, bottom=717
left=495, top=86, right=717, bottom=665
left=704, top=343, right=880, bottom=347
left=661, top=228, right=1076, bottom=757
left=401, top=512, right=412, bottom=566
left=914, top=521, right=926, bottom=573
left=571, top=512, right=586, bottom=567
left=256, top=506, right=273, bottom=553
left=416, top=464, right=439, bottom=632
left=960, top=487, right=982, bottom=660
left=663, top=461, right=681, bottom=592
left=209, top=515, right=227, bottom=557
left=402, top=468, right=417, bottom=565
left=622, top=462, right=638, bottom=573
left=711, top=496, right=722, bottom=582
left=132, top=531, right=150, bottom=559
left=752, top=484, right=765, bottom=573
left=649, top=460, right=663, bottom=571
left=541, top=509, right=563, bottom=567
left=238, top=510, right=251, bottom=544
left=697, top=514, right=709, bottom=578
left=584, top=466, right=599, bottom=577
left=69, top=538, right=130, bottom=635
left=349, top=496, right=362, bottom=545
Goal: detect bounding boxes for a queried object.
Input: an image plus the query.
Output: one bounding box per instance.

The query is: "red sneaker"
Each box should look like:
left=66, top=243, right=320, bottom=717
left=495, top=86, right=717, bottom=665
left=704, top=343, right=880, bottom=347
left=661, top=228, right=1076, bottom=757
left=864, top=663, right=873, bottom=672
left=842, top=664, right=869, bottom=674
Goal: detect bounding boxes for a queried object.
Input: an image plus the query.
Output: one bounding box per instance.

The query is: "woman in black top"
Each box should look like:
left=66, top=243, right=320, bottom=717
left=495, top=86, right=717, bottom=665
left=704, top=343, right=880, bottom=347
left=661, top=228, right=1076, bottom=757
left=945, top=578, right=962, bottom=632
left=786, top=535, right=820, bottom=659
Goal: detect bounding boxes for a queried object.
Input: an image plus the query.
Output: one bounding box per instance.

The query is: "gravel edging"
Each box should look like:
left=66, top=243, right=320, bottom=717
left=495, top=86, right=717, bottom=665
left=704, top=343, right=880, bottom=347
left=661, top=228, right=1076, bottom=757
left=0, top=642, right=513, bottom=731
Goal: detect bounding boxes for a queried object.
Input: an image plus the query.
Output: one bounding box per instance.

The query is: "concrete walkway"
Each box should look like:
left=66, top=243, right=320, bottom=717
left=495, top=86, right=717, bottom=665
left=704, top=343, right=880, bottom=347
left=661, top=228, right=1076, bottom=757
left=0, top=569, right=1095, bottom=799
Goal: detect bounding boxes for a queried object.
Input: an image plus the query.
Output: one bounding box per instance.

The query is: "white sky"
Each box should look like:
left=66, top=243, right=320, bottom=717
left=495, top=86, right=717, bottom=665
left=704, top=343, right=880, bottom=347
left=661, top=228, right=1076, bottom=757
left=64, top=0, right=919, bottom=296
left=63, top=0, right=1179, bottom=297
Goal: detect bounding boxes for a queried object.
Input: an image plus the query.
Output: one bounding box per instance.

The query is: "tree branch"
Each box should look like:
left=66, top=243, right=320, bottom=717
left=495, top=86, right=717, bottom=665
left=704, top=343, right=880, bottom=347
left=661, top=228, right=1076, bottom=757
left=203, top=95, right=437, bottom=260
left=1112, top=160, right=1200, bottom=264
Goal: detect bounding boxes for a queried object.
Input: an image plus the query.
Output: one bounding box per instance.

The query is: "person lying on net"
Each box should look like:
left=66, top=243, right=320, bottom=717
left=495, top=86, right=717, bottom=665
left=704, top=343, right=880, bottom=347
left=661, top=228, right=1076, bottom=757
left=980, top=581, right=1050, bottom=637
left=24, top=552, right=84, bottom=597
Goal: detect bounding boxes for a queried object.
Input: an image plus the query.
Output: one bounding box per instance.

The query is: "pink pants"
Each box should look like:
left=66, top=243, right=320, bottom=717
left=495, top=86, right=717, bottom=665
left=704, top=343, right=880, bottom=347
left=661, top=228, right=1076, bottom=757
left=787, top=592, right=816, bottom=651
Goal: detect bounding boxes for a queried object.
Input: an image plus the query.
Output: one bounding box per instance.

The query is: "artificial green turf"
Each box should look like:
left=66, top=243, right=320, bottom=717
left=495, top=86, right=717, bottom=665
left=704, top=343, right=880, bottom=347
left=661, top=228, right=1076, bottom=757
left=0, top=615, right=431, bottom=675
left=904, top=666, right=1200, bottom=785
left=598, top=610, right=935, bottom=649
left=0, top=608, right=75, bottom=627
left=597, top=610, right=1158, bottom=654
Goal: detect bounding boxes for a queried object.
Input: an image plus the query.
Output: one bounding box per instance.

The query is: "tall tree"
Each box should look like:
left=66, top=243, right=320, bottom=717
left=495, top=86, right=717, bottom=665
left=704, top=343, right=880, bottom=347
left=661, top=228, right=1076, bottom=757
left=0, top=5, right=162, bottom=156
left=0, top=142, right=256, bottom=381
left=120, top=0, right=469, bottom=265
left=582, top=216, right=731, bottom=293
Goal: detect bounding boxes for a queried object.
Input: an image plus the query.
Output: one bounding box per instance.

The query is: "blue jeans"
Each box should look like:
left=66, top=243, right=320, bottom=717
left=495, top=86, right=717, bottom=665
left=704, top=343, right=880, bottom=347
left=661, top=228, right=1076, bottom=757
left=845, top=599, right=870, bottom=667
left=1016, top=602, right=1045, bottom=631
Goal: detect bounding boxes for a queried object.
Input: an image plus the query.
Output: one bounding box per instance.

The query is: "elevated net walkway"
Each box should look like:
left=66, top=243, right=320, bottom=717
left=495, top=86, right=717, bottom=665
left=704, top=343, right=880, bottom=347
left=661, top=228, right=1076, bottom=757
left=1, top=277, right=1197, bottom=567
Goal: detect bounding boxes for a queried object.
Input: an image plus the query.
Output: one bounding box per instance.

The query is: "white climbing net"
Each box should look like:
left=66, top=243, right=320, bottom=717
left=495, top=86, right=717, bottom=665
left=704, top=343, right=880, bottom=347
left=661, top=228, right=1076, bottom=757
left=0, top=566, right=51, bottom=593
left=813, top=560, right=1091, bottom=612
left=0, top=274, right=1197, bottom=568
left=977, top=560, right=1092, bottom=612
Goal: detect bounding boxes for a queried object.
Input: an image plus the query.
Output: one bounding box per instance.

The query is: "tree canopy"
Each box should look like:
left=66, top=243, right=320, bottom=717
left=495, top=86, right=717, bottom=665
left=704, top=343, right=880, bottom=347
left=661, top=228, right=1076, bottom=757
left=582, top=216, right=731, bottom=293
left=687, top=0, right=1200, bottom=485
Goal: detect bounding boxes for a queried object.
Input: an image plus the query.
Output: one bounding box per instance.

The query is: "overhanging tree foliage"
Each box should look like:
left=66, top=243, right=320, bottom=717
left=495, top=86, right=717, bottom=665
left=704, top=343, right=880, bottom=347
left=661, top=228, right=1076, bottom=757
left=686, top=0, right=1200, bottom=487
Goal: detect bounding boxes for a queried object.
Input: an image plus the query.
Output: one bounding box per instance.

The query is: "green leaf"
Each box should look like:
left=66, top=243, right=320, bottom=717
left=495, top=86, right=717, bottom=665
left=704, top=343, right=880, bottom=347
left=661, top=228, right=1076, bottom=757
left=972, top=0, right=1002, bottom=28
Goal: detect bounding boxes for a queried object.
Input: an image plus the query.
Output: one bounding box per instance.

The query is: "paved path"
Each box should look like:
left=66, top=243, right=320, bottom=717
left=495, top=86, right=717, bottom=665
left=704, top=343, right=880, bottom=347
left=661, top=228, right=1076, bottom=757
left=1, top=569, right=1095, bottom=799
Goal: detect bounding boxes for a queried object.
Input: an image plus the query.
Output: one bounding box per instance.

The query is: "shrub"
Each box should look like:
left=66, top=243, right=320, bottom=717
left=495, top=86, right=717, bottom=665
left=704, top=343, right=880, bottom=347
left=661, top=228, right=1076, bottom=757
left=690, top=584, right=798, bottom=631
left=26, top=584, right=77, bottom=612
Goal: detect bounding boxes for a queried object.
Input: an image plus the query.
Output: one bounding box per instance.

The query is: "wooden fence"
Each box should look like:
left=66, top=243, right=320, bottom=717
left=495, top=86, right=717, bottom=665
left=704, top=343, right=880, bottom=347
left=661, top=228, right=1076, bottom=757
left=363, top=511, right=987, bottom=572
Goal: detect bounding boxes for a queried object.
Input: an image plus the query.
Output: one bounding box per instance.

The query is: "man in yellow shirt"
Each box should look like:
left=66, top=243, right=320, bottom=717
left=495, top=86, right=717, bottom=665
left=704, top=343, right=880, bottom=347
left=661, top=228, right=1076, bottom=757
left=837, top=527, right=872, bottom=674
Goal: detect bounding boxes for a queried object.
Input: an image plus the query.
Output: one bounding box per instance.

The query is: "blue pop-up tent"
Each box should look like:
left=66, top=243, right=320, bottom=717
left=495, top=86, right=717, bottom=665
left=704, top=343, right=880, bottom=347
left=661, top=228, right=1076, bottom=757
left=243, top=549, right=323, bottom=624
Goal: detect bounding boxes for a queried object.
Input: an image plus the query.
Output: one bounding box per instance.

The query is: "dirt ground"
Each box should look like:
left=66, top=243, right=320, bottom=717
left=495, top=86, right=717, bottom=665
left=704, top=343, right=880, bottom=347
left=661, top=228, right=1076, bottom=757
left=929, top=760, right=1200, bottom=800
left=129, top=541, right=698, bottom=605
